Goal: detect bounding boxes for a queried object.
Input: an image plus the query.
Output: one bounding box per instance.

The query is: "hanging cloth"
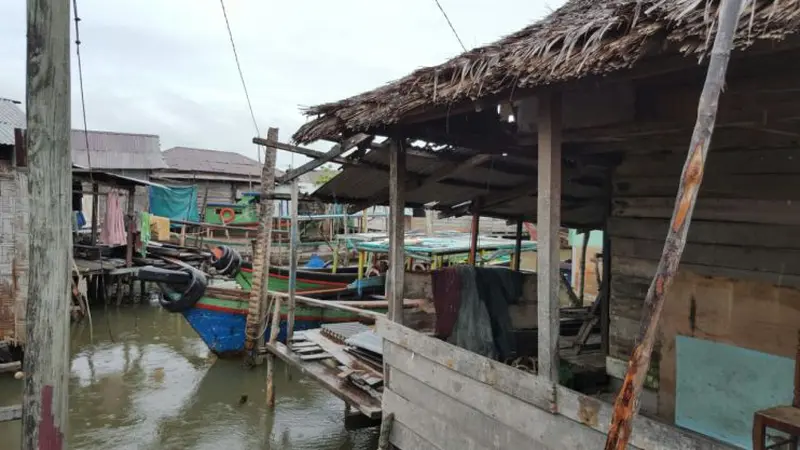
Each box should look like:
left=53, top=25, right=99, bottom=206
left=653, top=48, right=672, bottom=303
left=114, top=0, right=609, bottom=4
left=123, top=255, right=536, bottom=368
left=101, top=189, right=127, bottom=246
left=139, top=212, right=151, bottom=257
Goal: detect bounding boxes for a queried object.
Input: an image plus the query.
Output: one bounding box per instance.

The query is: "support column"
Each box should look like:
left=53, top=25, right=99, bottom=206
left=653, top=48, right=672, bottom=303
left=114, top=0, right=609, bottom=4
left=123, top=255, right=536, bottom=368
left=467, top=198, right=481, bottom=266
left=125, top=187, right=135, bottom=267
left=23, top=0, right=71, bottom=446
left=387, top=139, right=406, bottom=323
left=536, top=91, right=562, bottom=382
left=513, top=219, right=523, bottom=271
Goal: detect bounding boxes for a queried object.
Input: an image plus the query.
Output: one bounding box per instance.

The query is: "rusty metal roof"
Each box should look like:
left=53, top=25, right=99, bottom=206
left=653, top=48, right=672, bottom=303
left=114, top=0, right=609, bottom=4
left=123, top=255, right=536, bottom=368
left=0, top=98, right=24, bottom=146
left=71, top=129, right=167, bottom=170
left=313, top=147, right=608, bottom=228
left=162, top=146, right=283, bottom=179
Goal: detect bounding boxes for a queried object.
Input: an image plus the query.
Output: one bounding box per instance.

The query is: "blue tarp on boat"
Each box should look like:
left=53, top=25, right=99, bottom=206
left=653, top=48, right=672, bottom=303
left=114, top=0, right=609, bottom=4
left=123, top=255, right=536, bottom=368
left=149, top=185, right=200, bottom=222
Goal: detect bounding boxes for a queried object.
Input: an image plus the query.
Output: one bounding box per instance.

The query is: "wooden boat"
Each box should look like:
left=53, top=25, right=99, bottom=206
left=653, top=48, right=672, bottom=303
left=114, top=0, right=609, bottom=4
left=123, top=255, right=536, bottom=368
left=185, top=287, right=393, bottom=357
left=142, top=244, right=386, bottom=357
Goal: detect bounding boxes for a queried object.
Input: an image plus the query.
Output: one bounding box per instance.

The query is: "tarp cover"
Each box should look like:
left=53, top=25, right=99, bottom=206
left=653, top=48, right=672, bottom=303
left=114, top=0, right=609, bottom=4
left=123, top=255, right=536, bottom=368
left=149, top=185, right=199, bottom=222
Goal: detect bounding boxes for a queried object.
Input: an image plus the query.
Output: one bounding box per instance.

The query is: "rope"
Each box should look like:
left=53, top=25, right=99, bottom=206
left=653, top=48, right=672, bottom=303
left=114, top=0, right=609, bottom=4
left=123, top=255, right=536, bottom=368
left=431, top=0, right=467, bottom=51
left=218, top=0, right=263, bottom=164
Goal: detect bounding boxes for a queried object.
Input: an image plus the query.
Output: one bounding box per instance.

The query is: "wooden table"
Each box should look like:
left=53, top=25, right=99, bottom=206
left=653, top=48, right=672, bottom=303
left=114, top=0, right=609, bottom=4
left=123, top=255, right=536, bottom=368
left=753, top=405, right=800, bottom=449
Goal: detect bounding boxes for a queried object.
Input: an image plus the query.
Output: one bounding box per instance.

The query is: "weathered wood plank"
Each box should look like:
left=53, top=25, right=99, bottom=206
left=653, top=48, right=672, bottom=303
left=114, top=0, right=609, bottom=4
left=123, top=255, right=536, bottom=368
left=607, top=217, right=800, bottom=250
left=387, top=139, right=406, bottom=323
left=24, top=0, right=72, bottom=447
left=266, top=341, right=382, bottom=419
left=390, top=419, right=441, bottom=450
left=614, top=173, right=800, bottom=200
left=387, top=367, right=533, bottom=449
left=378, top=319, right=554, bottom=410
left=384, top=341, right=607, bottom=449
left=537, top=90, right=562, bottom=382
left=612, top=197, right=800, bottom=225
left=278, top=134, right=371, bottom=184
left=557, top=386, right=731, bottom=450
left=610, top=252, right=796, bottom=286
left=612, top=237, right=800, bottom=277
left=616, top=148, right=800, bottom=177
left=383, top=388, right=490, bottom=450
left=0, top=405, right=21, bottom=422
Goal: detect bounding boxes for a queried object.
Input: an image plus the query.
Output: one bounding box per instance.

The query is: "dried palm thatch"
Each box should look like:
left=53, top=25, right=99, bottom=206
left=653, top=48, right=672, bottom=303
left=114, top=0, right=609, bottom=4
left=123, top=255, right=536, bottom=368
left=293, top=0, right=800, bottom=144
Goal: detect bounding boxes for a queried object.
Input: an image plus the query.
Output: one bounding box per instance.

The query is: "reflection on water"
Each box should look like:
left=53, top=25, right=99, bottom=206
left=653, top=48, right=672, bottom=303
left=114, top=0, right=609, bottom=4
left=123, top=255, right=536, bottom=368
left=0, top=303, right=378, bottom=450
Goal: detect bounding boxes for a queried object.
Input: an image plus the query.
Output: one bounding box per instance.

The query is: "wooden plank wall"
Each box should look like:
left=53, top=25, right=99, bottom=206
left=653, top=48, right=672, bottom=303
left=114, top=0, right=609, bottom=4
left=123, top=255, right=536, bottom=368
left=378, top=319, right=732, bottom=450
left=0, top=166, right=29, bottom=344
left=607, top=146, right=800, bottom=420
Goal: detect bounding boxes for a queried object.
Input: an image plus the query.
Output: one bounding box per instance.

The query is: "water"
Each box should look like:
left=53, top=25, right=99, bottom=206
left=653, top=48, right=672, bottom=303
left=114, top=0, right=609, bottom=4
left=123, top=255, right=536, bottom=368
left=0, top=304, right=379, bottom=449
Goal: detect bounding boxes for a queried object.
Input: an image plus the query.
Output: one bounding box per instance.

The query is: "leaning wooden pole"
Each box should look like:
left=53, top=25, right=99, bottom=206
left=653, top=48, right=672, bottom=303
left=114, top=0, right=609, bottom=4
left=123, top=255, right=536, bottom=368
left=604, top=1, right=743, bottom=448
left=244, top=127, right=278, bottom=366
left=286, top=180, right=299, bottom=342
left=23, top=0, right=72, bottom=448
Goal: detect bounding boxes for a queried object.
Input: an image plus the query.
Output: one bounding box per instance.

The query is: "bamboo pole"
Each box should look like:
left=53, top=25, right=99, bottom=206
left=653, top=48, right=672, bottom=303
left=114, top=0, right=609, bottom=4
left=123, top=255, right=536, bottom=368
left=265, top=293, right=282, bottom=407
left=604, top=1, right=743, bottom=448
left=23, top=0, right=71, bottom=447
left=286, top=180, right=299, bottom=342
left=244, top=128, right=277, bottom=365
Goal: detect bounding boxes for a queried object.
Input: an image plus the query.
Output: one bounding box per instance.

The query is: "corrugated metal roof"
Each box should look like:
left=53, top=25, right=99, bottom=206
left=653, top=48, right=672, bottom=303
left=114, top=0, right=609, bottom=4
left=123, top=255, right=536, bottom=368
left=313, top=147, right=608, bottom=228
left=71, top=130, right=167, bottom=170
left=162, top=147, right=283, bottom=178
left=0, top=98, right=25, bottom=146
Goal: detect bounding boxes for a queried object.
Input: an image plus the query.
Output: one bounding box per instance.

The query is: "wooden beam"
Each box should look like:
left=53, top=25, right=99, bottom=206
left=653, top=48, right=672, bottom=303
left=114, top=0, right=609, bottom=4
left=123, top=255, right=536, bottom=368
left=536, top=90, right=562, bottom=383
left=245, top=127, right=278, bottom=365
left=387, top=139, right=406, bottom=324
left=286, top=180, right=299, bottom=342
left=24, top=0, right=71, bottom=446
left=14, top=128, right=27, bottom=167
left=513, top=219, right=523, bottom=271
left=468, top=198, right=481, bottom=265
left=278, top=134, right=371, bottom=184
left=0, top=405, right=22, bottom=423
left=604, top=1, right=743, bottom=448
left=90, top=182, right=99, bottom=245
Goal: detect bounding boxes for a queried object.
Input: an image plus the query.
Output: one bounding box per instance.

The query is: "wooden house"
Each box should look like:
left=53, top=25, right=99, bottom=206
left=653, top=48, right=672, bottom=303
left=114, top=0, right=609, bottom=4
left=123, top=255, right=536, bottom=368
left=290, top=0, right=800, bottom=448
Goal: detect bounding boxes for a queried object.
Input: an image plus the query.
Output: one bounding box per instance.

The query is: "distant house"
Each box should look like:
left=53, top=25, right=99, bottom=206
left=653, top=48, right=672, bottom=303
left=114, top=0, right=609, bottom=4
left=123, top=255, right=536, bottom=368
left=156, top=146, right=284, bottom=216
left=0, top=98, right=27, bottom=343
left=70, top=129, right=167, bottom=221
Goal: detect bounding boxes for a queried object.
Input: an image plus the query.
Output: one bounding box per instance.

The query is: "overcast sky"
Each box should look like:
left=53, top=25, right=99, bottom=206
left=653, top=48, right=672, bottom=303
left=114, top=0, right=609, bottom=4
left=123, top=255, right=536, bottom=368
left=1, top=0, right=564, bottom=169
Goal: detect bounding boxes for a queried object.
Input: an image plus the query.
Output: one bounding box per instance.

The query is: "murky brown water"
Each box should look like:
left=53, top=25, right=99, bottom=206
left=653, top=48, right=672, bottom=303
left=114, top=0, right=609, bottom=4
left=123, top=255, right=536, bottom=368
left=0, top=302, right=379, bottom=449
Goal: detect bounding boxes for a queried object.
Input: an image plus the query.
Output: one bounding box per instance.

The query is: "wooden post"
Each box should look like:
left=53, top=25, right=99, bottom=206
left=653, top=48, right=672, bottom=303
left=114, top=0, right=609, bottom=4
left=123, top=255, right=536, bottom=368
left=387, top=139, right=406, bottom=324
left=90, top=182, right=99, bottom=245
left=23, top=0, right=71, bottom=447
left=536, top=91, right=562, bottom=383
left=467, top=199, right=481, bottom=265
left=513, top=219, right=523, bottom=271
left=578, top=230, right=590, bottom=305
left=286, top=180, right=299, bottom=342
left=265, top=293, right=282, bottom=407
left=425, top=209, right=434, bottom=235
left=125, top=187, right=135, bottom=267
left=244, top=128, right=277, bottom=365
left=604, top=1, right=743, bottom=448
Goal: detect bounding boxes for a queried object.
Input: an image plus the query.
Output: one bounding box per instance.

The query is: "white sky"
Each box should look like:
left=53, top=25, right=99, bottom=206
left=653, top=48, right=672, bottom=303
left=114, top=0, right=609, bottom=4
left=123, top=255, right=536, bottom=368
left=0, top=0, right=565, bottom=169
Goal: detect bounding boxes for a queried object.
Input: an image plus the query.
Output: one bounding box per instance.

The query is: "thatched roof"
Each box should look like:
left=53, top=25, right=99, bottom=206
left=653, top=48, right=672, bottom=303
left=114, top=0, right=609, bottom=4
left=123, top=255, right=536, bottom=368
left=293, top=0, right=800, bottom=144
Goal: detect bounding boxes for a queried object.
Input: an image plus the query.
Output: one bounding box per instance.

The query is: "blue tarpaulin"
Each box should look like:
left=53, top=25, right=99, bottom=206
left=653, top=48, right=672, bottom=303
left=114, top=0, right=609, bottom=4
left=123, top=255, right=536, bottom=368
left=149, top=185, right=199, bottom=222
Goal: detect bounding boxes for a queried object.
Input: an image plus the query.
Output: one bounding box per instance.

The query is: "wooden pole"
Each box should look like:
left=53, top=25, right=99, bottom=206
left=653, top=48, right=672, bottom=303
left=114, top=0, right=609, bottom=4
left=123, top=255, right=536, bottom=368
left=467, top=199, right=481, bottom=265
left=265, top=293, right=282, bottom=407
left=90, top=182, right=99, bottom=245
left=578, top=230, right=590, bottom=304
left=604, top=1, right=743, bottom=448
left=513, top=219, right=523, bottom=271
left=23, top=0, right=71, bottom=447
left=125, top=187, right=135, bottom=267
left=387, top=139, right=406, bottom=324
left=244, top=127, right=277, bottom=365
left=286, top=180, right=299, bottom=342
left=536, top=90, right=562, bottom=383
